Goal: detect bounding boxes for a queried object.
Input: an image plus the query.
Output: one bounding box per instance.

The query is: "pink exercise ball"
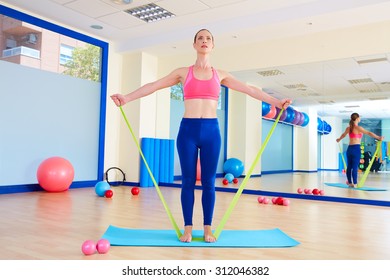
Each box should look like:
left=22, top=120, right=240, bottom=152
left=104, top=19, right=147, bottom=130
left=96, top=239, right=110, bottom=254
left=264, top=105, right=277, bottom=119
left=81, top=240, right=96, bottom=256
left=37, top=156, right=74, bottom=192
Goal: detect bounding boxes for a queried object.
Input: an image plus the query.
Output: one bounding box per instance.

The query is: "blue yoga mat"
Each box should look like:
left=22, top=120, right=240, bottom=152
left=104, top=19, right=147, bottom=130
left=325, top=182, right=387, bottom=191
left=102, top=225, right=299, bottom=248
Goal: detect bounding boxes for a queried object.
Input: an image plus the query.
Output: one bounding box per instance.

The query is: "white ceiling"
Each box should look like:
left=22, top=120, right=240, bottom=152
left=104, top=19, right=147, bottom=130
left=3, top=0, right=390, bottom=120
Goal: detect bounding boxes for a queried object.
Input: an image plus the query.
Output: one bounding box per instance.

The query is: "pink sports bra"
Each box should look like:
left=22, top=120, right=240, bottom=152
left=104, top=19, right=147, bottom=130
left=349, top=132, right=363, bottom=139
left=183, top=65, right=220, bottom=101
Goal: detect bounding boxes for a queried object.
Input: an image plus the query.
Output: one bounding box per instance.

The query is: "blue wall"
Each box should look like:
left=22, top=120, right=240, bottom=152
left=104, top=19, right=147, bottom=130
left=261, top=120, right=293, bottom=173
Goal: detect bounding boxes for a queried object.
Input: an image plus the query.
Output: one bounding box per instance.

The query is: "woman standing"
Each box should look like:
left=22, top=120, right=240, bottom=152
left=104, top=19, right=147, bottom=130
left=336, top=113, right=384, bottom=187
left=111, top=29, right=291, bottom=242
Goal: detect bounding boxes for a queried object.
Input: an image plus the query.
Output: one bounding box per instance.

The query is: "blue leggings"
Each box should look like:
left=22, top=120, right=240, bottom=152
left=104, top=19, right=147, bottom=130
left=177, top=118, right=221, bottom=226
left=346, top=144, right=361, bottom=184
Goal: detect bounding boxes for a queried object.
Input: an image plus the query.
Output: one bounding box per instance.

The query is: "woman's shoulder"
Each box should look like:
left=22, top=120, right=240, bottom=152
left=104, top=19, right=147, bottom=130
left=353, top=125, right=365, bottom=133
left=174, top=66, right=191, bottom=72
left=169, top=67, right=191, bottom=78
left=214, top=68, right=230, bottom=80
left=356, top=125, right=368, bottom=133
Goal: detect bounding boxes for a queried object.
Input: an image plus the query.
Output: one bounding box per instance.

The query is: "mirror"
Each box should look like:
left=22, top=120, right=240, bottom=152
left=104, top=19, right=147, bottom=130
left=232, top=54, right=390, bottom=203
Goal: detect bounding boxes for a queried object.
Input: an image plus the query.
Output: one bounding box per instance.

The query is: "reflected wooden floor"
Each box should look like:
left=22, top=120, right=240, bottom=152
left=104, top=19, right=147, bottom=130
left=219, top=171, right=390, bottom=201
left=1, top=172, right=390, bottom=260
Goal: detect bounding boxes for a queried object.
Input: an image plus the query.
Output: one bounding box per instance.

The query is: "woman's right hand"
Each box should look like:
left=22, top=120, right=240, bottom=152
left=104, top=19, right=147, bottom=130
left=110, top=94, right=126, bottom=107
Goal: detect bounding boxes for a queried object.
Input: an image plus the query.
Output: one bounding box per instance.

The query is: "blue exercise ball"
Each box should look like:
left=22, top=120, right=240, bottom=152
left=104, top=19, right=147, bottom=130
left=224, top=173, right=234, bottom=183
left=223, top=158, right=244, bottom=178
left=322, top=121, right=328, bottom=131
left=323, top=122, right=331, bottom=135
left=317, top=117, right=323, bottom=131
left=326, top=123, right=332, bottom=133
left=301, top=112, right=309, bottom=127
left=284, top=107, right=295, bottom=123
left=95, top=181, right=110, bottom=197
left=262, top=102, right=271, bottom=116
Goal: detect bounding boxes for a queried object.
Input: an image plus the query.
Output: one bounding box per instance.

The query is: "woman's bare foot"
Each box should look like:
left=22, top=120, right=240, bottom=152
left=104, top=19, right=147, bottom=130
left=179, top=226, right=193, bottom=242
left=204, top=225, right=216, bottom=243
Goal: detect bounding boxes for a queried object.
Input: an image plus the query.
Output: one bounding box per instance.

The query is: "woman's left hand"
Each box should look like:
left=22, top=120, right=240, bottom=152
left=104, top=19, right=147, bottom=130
left=280, top=99, right=292, bottom=109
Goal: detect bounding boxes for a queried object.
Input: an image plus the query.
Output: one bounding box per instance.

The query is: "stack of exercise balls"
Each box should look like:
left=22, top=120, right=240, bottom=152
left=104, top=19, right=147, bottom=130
left=95, top=181, right=111, bottom=197
left=222, top=158, right=244, bottom=185
left=262, top=102, right=309, bottom=127
left=317, top=117, right=332, bottom=135
left=95, top=180, right=140, bottom=198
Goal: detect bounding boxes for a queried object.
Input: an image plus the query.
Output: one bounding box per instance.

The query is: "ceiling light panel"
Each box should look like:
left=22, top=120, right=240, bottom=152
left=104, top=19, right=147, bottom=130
left=125, top=3, right=176, bottom=23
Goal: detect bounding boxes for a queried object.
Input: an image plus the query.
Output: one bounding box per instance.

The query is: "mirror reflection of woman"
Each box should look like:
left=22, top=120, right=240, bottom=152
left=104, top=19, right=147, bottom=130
left=336, top=113, right=384, bottom=188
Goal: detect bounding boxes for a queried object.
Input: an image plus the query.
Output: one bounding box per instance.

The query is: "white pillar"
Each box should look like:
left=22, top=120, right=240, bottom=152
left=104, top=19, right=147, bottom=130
left=119, top=52, right=165, bottom=181
left=293, top=107, right=318, bottom=171
left=227, top=91, right=262, bottom=176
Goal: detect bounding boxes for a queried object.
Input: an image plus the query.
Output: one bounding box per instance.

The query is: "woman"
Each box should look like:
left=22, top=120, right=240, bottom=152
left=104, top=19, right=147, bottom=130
left=111, top=29, right=292, bottom=243
left=336, top=112, right=384, bottom=187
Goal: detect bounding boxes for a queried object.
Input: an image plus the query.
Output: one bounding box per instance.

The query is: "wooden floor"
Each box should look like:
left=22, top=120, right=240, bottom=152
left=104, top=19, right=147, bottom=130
left=222, top=171, right=390, bottom=202
left=1, top=172, right=390, bottom=260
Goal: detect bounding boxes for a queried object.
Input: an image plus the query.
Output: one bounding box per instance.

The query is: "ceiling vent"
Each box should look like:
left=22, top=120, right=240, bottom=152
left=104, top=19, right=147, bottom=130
left=257, top=69, right=284, bottom=77
left=318, top=100, right=335, bottom=104
left=347, top=78, right=374, bottom=84
left=283, top=83, right=307, bottom=89
left=125, top=3, right=175, bottom=23
left=359, top=88, right=380, bottom=93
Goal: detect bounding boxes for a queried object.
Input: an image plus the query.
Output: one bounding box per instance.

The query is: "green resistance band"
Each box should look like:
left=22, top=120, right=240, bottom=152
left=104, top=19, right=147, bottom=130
left=213, top=108, right=285, bottom=239
left=119, top=106, right=182, bottom=239
left=338, top=142, right=347, bottom=171
left=357, top=141, right=382, bottom=188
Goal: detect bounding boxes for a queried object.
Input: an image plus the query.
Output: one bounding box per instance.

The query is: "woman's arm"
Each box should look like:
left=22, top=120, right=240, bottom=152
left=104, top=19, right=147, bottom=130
left=111, top=67, right=187, bottom=106
left=219, top=70, right=291, bottom=109
left=336, top=127, right=349, bottom=142
left=358, top=126, right=384, bottom=141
